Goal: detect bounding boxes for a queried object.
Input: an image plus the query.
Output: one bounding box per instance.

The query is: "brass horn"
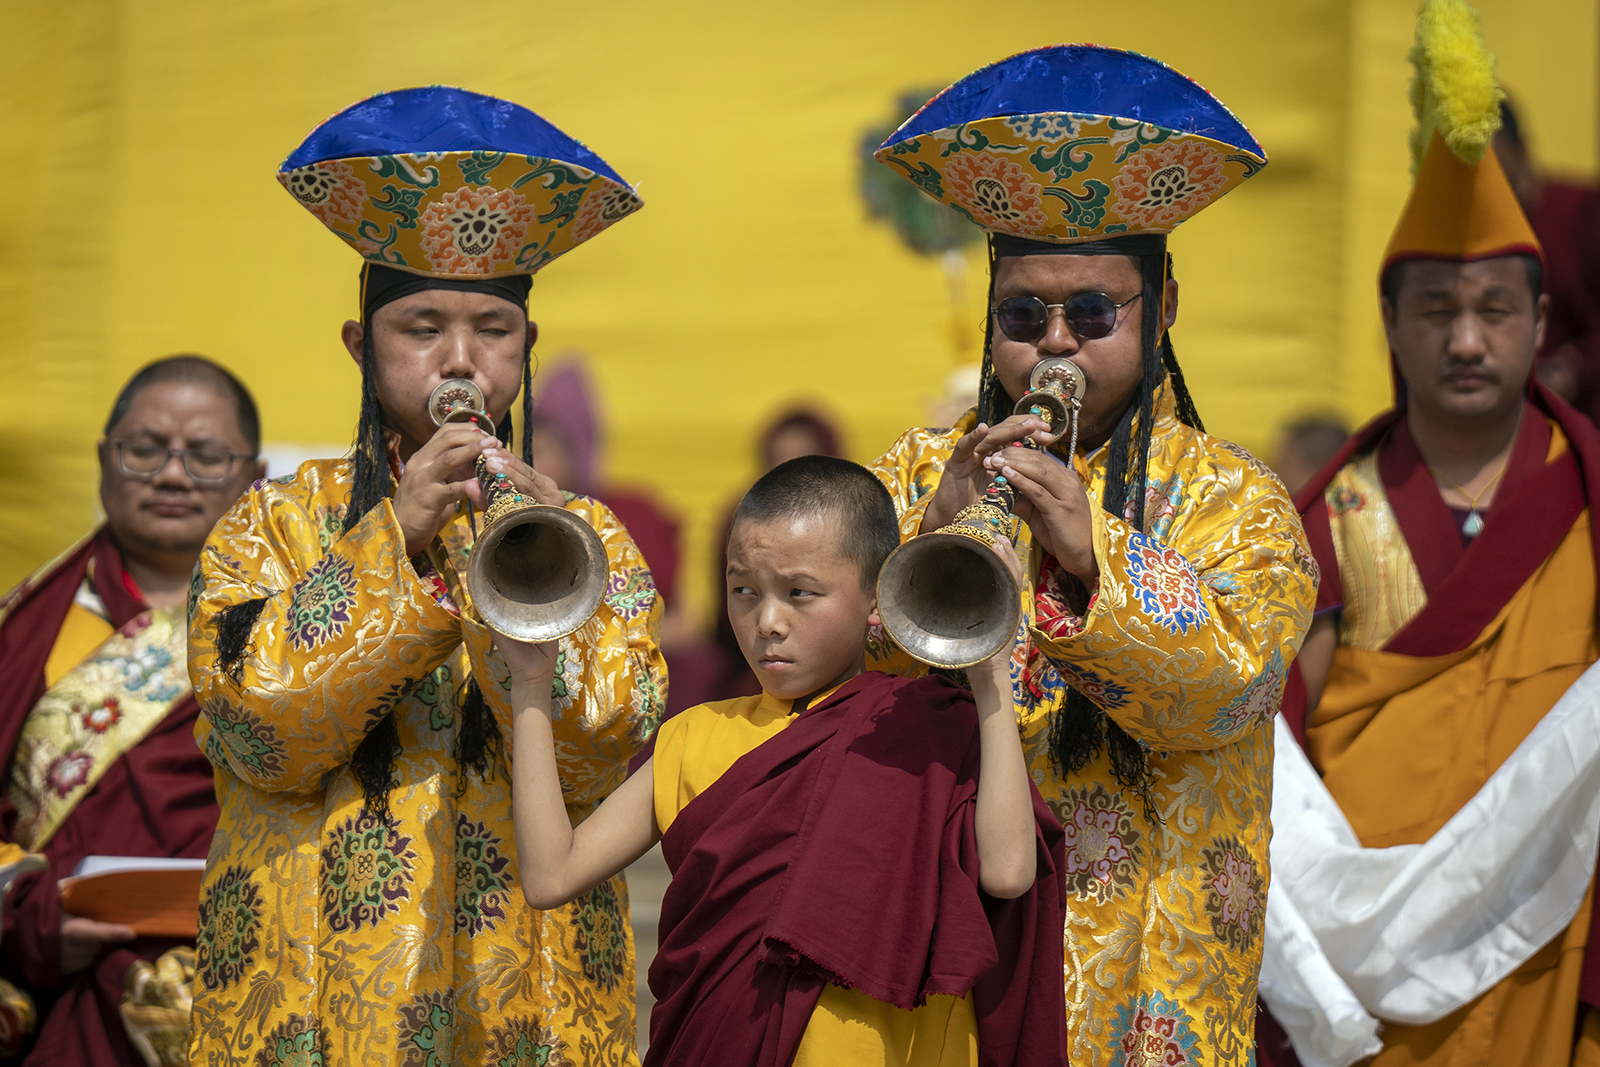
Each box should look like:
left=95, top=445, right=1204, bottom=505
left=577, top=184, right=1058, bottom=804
left=876, top=358, right=1085, bottom=668
left=427, top=380, right=608, bottom=642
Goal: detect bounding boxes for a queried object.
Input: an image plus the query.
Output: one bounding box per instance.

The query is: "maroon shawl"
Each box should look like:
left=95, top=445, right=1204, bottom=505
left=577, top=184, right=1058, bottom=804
left=0, top=528, right=216, bottom=1066
left=646, top=671, right=1067, bottom=1067
left=1260, top=384, right=1600, bottom=1064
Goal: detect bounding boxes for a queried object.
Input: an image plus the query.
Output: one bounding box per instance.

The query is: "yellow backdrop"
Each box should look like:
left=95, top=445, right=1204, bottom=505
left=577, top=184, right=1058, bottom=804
left=2, top=0, right=1594, bottom=624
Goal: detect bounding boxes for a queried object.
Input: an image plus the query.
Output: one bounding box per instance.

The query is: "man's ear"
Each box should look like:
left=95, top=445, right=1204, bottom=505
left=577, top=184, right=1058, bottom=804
left=1380, top=296, right=1400, bottom=354
left=1162, top=277, right=1179, bottom=331
left=1534, top=292, right=1551, bottom=353
left=341, top=320, right=364, bottom=369
left=868, top=602, right=882, bottom=630
left=526, top=320, right=539, bottom=350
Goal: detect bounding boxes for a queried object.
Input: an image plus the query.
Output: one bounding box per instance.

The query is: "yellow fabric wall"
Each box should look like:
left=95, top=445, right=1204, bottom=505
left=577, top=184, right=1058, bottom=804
left=1, top=0, right=1594, bottom=625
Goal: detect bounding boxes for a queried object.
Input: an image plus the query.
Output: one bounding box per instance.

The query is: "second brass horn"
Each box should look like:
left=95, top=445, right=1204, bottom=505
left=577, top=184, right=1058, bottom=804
left=876, top=358, right=1085, bottom=668
left=427, top=380, right=608, bottom=642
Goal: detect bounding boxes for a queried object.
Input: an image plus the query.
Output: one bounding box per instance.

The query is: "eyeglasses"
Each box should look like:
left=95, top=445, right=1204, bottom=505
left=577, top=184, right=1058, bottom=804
left=991, top=292, right=1143, bottom=343
left=112, top=441, right=254, bottom=488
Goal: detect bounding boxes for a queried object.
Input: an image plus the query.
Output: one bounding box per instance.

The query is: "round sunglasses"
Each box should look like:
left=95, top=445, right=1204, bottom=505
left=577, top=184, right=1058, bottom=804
left=991, top=292, right=1143, bottom=343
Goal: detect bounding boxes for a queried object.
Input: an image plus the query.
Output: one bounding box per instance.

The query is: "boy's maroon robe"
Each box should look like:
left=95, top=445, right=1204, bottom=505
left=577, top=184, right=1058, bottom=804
left=646, top=671, right=1068, bottom=1067
left=0, top=529, right=218, bottom=1066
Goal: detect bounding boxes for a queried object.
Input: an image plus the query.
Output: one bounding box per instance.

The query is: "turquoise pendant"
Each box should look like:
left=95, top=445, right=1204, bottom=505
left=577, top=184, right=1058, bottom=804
left=1462, top=510, right=1484, bottom=537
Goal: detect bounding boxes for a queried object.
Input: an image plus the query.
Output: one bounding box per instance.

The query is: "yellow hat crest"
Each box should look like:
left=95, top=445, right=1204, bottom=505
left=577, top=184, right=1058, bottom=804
left=1381, top=0, right=1541, bottom=275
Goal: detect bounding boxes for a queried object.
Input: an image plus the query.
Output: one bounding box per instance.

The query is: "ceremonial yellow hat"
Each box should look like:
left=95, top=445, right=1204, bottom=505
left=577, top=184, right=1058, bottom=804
left=1380, top=0, right=1541, bottom=277
left=277, top=86, right=643, bottom=279
left=873, top=45, right=1267, bottom=244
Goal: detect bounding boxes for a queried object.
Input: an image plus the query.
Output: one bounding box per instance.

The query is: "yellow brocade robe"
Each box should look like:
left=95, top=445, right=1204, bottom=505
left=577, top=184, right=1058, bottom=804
left=652, top=691, right=979, bottom=1067
left=1309, top=421, right=1599, bottom=1065
left=869, top=381, right=1316, bottom=1066
left=186, top=459, right=665, bottom=1066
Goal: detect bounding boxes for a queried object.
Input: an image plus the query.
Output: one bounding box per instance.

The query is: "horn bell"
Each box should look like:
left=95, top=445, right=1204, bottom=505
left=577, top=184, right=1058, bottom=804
left=876, top=531, right=1021, bottom=669
left=468, top=503, right=609, bottom=642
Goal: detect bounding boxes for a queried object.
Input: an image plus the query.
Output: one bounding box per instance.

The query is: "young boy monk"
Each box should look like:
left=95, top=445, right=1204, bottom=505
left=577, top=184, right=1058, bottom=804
left=507, top=455, right=1067, bottom=1067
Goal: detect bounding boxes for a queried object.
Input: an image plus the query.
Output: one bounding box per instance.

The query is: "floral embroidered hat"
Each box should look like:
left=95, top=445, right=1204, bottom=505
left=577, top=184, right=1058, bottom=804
left=874, top=45, right=1266, bottom=244
left=277, top=86, right=643, bottom=279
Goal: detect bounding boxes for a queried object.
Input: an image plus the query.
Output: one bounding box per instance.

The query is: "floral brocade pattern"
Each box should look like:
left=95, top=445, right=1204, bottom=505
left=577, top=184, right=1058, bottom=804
left=253, top=1016, right=322, bottom=1067
left=276, top=152, right=642, bottom=279
left=875, top=109, right=1264, bottom=243
left=322, top=808, right=417, bottom=932
left=188, top=457, right=661, bottom=1064
left=419, top=185, right=536, bottom=275
left=1052, top=786, right=1143, bottom=904
left=397, top=989, right=455, bottom=1067
left=1201, top=835, right=1264, bottom=952
left=572, top=881, right=627, bottom=994
left=487, top=1018, right=572, bottom=1067
left=454, top=815, right=512, bottom=937
left=1124, top=530, right=1210, bottom=636
left=867, top=382, right=1315, bottom=1066
left=196, top=865, right=262, bottom=993
left=286, top=553, right=356, bottom=651
left=1109, top=991, right=1201, bottom=1066
left=1110, top=139, right=1228, bottom=230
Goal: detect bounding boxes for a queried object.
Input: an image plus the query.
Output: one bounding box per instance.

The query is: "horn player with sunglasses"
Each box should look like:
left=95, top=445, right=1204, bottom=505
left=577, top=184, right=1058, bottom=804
left=866, top=46, right=1317, bottom=1060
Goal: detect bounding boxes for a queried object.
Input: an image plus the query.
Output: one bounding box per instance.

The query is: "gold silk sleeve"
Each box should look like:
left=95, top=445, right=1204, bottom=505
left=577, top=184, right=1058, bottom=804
left=866, top=414, right=973, bottom=539
left=188, top=480, right=462, bottom=793
left=463, top=495, right=667, bottom=814
left=1033, top=461, right=1317, bottom=750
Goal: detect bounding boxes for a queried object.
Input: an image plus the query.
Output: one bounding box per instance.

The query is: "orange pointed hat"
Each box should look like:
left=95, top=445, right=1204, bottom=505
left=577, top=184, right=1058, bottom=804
left=1381, top=0, right=1541, bottom=279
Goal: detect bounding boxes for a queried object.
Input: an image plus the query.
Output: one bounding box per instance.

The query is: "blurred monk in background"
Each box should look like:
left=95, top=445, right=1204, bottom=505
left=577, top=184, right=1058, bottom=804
left=0, top=356, right=261, bottom=1065
left=1496, top=98, right=1600, bottom=423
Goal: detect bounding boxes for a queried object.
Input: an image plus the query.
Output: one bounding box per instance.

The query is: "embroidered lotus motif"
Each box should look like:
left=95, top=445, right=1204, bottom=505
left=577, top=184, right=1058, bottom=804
left=279, top=160, right=364, bottom=226
left=1111, top=139, right=1227, bottom=230
left=286, top=554, right=357, bottom=652
left=82, top=698, right=121, bottom=734
left=941, top=153, right=1050, bottom=233
left=196, top=865, right=262, bottom=993
left=45, top=751, right=92, bottom=796
left=254, top=1014, right=320, bottom=1067
left=1109, top=990, right=1201, bottom=1066
left=1050, top=785, right=1142, bottom=904
left=572, top=879, right=627, bottom=993
left=454, top=814, right=512, bottom=937
left=1123, top=530, right=1209, bottom=636
left=1201, top=835, right=1264, bottom=952
left=568, top=182, right=643, bottom=244
left=486, top=1017, right=571, bottom=1067
left=603, top=568, right=657, bottom=620
left=321, top=809, right=416, bottom=933
left=419, top=186, right=536, bottom=274
left=397, top=989, right=455, bottom=1067
left=1207, top=651, right=1285, bottom=738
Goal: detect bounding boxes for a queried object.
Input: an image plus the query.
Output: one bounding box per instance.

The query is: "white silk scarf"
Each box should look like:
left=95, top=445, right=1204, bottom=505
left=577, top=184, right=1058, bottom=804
left=1259, top=659, right=1600, bottom=1067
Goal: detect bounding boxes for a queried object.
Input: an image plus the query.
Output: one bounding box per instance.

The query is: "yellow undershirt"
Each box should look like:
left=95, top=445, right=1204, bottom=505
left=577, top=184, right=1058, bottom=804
left=43, top=602, right=115, bottom=688
left=652, top=690, right=980, bottom=1067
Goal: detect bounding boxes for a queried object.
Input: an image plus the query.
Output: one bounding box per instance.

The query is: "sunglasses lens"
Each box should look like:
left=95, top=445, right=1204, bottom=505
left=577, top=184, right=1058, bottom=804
left=996, top=297, right=1047, bottom=342
left=1063, top=293, right=1120, bottom=339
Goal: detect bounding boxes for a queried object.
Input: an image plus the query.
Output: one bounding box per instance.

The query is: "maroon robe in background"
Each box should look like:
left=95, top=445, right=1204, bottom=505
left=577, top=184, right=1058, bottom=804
left=647, top=672, right=1067, bottom=1067
left=1528, top=181, right=1600, bottom=424
left=0, top=528, right=218, bottom=1066
left=1257, top=383, right=1600, bottom=1065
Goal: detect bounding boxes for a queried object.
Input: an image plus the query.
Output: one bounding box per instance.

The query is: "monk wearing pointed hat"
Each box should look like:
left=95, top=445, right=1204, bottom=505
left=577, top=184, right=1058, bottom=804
left=1262, top=2, right=1600, bottom=1063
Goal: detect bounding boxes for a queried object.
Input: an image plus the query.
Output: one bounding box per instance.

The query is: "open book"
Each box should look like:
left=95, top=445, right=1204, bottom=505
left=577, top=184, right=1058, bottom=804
left=58, top=856, right=206, bottom=938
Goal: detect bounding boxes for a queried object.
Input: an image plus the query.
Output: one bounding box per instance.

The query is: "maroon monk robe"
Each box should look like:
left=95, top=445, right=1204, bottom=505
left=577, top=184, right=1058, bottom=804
left=646, top=671, right=1068, bottom=1067
left=1257, top=383, right=1600, bottom=1066
left=0, top=528, right=218, bottom=1067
